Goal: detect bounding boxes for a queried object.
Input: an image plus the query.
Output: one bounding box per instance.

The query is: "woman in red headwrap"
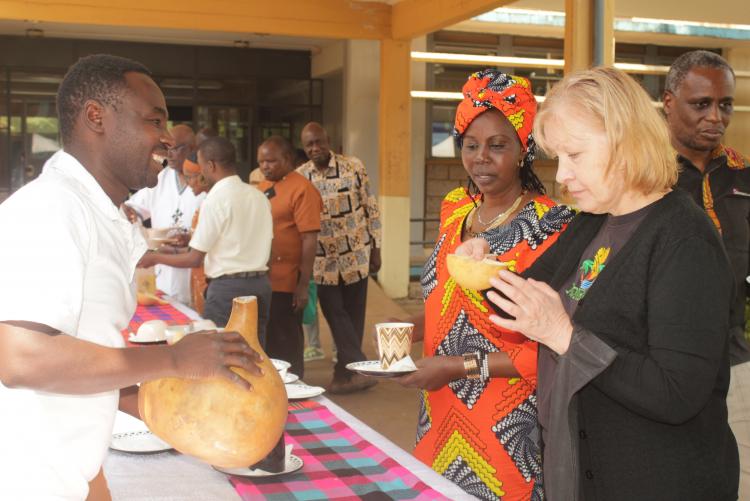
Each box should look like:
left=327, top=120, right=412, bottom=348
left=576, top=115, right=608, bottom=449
left=395, top=70, right=575, bottom=500
left=183, top=155, right=210, bottom=314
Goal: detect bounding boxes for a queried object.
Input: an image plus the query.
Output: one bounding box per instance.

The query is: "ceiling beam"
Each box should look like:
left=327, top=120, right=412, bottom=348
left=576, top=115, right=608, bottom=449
left=0, top=0, right=391, bottom=40
left=391, top=0, right=513, bottom=40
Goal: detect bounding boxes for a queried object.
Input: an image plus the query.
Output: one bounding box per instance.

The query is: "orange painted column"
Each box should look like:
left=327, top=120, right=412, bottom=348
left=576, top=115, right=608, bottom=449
left=378, top=38, right=412, bottom=298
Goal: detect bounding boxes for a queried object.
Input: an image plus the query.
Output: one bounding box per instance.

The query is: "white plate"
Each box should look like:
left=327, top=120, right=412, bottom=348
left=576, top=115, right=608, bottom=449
left=128, top=333, right=167, bottom=345
left=150, top=236, right=180, bottom=244
left=110, top=430, right=173, bottom=454
left=271, top=358, right=291, bottom=371
left=283, top=372, right=300, bottom=384
left=346, top=360, right=417, bottom=378
left=214, top=454, right=303, bottom=478
left=285, top=383, right=324, bottom=400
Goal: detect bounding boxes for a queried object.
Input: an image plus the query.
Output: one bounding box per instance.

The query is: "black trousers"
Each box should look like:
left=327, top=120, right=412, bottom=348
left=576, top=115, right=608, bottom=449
left=317, top=277, right=368, bottom=380
left=204, top=275, right=271, bottom=348
left=265, top=291, right=304, bottom=378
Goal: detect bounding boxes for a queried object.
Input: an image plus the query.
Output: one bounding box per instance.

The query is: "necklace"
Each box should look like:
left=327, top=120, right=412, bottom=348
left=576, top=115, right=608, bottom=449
left=475, top=191, right=525, bottom=227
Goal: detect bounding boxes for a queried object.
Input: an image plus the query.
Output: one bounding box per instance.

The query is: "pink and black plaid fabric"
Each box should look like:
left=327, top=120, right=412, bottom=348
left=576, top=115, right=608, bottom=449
left=122, top=302, right=192, bottom=343
left=231, top=401, right=448, bottom=500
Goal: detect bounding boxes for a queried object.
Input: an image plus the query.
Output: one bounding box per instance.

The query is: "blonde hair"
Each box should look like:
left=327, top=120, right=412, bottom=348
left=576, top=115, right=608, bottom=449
left=534, top=66, right=677, bottom=194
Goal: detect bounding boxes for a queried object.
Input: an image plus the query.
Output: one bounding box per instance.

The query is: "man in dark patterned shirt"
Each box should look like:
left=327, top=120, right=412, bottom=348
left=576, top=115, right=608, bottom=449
left=298, top=122, right=381, bottom=394
left=665, top=50, right=750, bottom=497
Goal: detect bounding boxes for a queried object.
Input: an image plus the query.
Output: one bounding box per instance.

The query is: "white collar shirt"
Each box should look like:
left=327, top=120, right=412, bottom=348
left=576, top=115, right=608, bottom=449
left=0, top=150, right=148, bottom=500
left=189, top=175, right=272, bottom=278
left=127, top=167, right=205, bottom=303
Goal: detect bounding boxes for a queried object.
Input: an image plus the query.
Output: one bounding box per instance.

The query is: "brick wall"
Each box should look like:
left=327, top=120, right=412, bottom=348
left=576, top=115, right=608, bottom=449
left=421, top=158, right=565, bottom=245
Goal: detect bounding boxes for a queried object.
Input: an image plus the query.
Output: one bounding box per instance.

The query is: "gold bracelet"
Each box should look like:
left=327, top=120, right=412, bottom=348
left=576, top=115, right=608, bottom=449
left=462, top=353, right=481, bottom=379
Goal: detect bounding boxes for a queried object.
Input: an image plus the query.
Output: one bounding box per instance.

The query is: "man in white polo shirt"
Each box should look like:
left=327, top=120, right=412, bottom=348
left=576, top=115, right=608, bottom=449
left=0, top=54, right=262, bottom=501
left=140, top=137, right=273, bottom=344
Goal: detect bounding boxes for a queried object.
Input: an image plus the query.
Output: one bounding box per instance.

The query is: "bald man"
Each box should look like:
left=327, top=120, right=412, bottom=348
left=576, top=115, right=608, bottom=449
left=125, top=124, right=206, bottom=304
left=298, top=122, right=381, bottom=394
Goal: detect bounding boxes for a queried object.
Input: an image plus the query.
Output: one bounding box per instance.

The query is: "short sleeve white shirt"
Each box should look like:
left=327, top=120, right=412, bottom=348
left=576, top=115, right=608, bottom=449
left=127, top=167, right=204, bottom=303
left=0, top=150, right=148, bottom=500
left=190, top=175, right=273, bottom=278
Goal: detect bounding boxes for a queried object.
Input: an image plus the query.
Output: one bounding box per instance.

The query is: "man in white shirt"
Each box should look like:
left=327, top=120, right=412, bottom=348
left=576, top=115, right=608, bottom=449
left=0, top=54, right=262, bottom=501
left=125, top=124, right=205, bottom=304
left=140, top=137, right=274, bottom=344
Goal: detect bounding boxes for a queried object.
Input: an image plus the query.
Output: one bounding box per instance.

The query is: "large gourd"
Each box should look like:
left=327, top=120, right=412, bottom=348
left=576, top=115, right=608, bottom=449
left=138, top=296, right=288, bottom=468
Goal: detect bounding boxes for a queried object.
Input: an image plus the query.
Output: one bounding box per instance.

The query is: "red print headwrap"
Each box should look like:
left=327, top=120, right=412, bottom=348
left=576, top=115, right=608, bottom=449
left=453, top=69, right=537, bottom=152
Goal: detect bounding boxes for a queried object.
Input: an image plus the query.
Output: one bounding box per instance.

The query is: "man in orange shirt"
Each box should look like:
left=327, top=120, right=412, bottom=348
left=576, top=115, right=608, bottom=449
left=258, top=136, right=322, bottom=378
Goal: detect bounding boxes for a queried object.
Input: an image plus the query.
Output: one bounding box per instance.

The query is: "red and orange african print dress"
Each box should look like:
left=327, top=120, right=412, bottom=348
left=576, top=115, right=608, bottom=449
left=416, top=188, right=574, bottom=501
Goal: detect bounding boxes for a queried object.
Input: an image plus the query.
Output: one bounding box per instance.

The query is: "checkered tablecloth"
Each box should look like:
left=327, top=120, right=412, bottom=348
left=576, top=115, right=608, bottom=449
left=230, top=401, right=448, bottom=501
left=124, top=300, right=193, bottom=340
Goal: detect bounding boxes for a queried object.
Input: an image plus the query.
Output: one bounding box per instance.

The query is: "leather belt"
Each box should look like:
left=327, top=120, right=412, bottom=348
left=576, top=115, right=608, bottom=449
left=212, top=271, right=266, bottom=281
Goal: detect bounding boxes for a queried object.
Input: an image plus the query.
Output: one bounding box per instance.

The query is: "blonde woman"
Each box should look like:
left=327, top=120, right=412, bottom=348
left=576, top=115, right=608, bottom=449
left=458, top=67, right=739, bottom=500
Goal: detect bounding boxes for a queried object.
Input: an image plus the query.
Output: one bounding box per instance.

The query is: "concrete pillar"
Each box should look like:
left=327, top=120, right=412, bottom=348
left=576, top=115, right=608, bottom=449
left=312, top=42, right=345, bottom=151
left=378, top=38, right=412, bottom=298
left=343, top=40, right=381, bottom=193
left=311, top=41, right=344, bottom=79
left=724, top=48, right=750, bottom=155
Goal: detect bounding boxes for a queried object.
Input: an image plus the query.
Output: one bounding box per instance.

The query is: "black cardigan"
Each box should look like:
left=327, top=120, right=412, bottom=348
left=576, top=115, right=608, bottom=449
left=526, top=190, right=739, bottom=501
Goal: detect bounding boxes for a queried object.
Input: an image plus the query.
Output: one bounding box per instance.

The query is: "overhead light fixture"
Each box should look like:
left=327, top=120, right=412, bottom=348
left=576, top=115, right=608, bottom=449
left=411, top=51, right=750, bottom=78
left=410, top=90, right=547, bottom=102
left=412, top=51, right=564, bottom=70
left=233, top=40, right=251, bottom=49
left=409, top=91, right=750, bottom=112
left=25, top=28, right=44, bottom=38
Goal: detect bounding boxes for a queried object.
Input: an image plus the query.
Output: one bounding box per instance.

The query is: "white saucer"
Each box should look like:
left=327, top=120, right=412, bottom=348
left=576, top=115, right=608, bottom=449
left=150, top=236, right=179, bottom=244
left=128, top=334, right=167, bottom=345
left=283, top=372, right=300, bottom=384
left=285, top=383, right=324, bottom=400
left=214, top=454, right=303, bottom=477
left=110, top=430, right=173, bottom=454
left=346, top=360, right=417, bottom=378
left=271, top=358, right=291, bottom=371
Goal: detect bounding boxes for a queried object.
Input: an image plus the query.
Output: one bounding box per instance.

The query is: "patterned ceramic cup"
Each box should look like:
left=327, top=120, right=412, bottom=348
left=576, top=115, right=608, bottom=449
left=376, top=322, right=414, bottom=369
